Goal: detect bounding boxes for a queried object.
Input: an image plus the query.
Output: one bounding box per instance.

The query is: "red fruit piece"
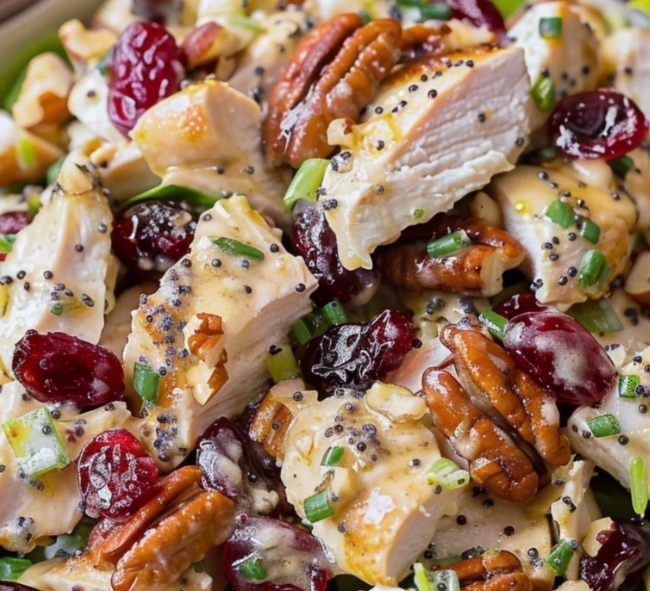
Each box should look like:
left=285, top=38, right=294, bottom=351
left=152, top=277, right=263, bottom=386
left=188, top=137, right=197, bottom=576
left=108, top=22, right=185, bottom=135
left=0, top=211, right=30, bottom=262
left=292, top=201, right=378, bottom=305
left=503, top=311, right=615, bottom=405
left=13, top=332, right=125, bottom=408
left=301, top=310, right=415, bottom=394
left=549, top=89, right=649, bottom=161
left=580, top=521, right=650, bottom=591
left=77, top=428, right=159, bottom=520
left=223, top=516, right=332, bottom=591
left=443, top=0, right=506, bottom=35
left=492, top=292, right=547, bottom=320
left=111, top=200, right=198, bottom=274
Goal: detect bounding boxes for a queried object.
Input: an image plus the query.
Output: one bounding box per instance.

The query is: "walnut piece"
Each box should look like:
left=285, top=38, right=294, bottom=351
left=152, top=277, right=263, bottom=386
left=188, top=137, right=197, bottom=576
left=264, top=14, right=401, bottom=168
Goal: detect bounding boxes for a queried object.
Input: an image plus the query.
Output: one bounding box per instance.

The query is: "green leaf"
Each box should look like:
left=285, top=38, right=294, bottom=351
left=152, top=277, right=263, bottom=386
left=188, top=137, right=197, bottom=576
left=119, top=184, right=219, bottom=212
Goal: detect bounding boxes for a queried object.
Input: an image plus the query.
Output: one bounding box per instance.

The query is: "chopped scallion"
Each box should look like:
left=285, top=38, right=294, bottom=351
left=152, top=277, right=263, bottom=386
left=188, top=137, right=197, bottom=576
left=630, top=456, right=648, bottom=516
left=322, top=301, right=348, bottom=325
left=50, top=303, right=64, bottom=316
left=0, top=557, right=32, bottom=581
left=608, top=155, right=635, bottom=179
left=304, top=490, right=335, bottom=523
left=478, top=310, right=507, bottom=340
left=545, top=539, right=574, bottom=578
left=283, top=159, right=330, bottom=213
left=579, top=219, right=601, bottom=244
left=413, top=564, right=460, bottom=591
left=412, top=208, right=425, bottom=219
left=427, top=231, right=469, bottom=258
left=46, top=157, right=65, bottom=186
left=395, top=0, right=421, bottom=6
left=539, top=16, right=562, bottom=38
left=226, top=14, right=263, bottom=32
left=239, top=556, right=267, bottom=581
left=426, top=458, right=470, bottom=490
left=16, top=138, right=37, bottom=168
left=545, top=199, right=574, bottom=228
left=134, top=362, right=160, bottom=405
left=265, top=347, right=300, bottom=383
left=420, top=2, right=452, bottom=19
left=619, top=374, right=641, bottom=399
left=579, top=250, right=610, bottom=292
left=531, top=75, right=556, bottom=112
left=290, top=318, right=312, bottom=346
left=303, top=310, right=330, bottom=339
left=210, top=237, right=265, bottom=261
left=0, top=234, right=16, bottom=254
left=567, top=298, right=623, bottom=334
left=586, top=413, right=621, bottom=437
left=321, top=446, right=345, bottom=466
left=27, top=194, right=40, bottom=219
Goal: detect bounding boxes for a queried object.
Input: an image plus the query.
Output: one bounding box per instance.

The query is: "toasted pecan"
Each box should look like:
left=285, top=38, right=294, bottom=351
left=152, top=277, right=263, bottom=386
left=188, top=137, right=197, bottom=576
left=381, top=216, right=525, bottom=296
left=188, top=312, right=229, bottom=397
left=424, top=369, right=538, bottom=502
left=265, top=14, right=401, bottom=168
left=440, top=325, right=570, bottom=467
left=250, top=390, right=294, bottom=460
left=432, top=550, right=532, bottom=591
left=401, top=23, right=448, bottom=61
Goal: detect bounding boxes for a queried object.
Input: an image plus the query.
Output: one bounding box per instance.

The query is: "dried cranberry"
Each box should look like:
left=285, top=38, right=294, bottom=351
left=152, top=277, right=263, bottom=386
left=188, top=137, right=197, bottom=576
left=441, top=0, right=505, bottom=35
left=580, top=522, right=650, bottom=591
left=549, top=89, right=649, bottom=161
left=503, top=311, right=615, bottom=405
left=108, top=22, right=184, bottom=135
left=223, top=516, right=332, bottom=591
left=77, top=428, right=159, bottom=520
left=0, top=211, right=30, bottom=262
left=301, top=310, right=414, bottom=394
left=196, top=417, right=289, bottom=515
left=492, top=292, right=548, bottom=320
left=13, top=332, right=125, bottom=408
left=111, top=200, right=198, bottom=274
left=292, top=201, right=378, bottom=305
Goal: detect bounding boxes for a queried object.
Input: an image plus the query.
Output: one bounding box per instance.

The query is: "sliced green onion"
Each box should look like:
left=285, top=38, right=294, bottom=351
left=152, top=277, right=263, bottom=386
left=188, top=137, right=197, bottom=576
left=50, top=303, right=64, bottom=316
left=412, top=208, right=425, bottom=219
left=427, top=231, right=469, bottom=258
left=134, top=362, right=160, bottom=405
left=210, top=237, right=265, bottom=261
left=608, top=155, right=635, bottom=179
left=0, top=557, right=32, bottom=581
left=27, top=194, right=40, bottom=219
left=290, top=318, right=312, bottom=346
left=322, top=446, right=345, bottom=467
left=303, top=310, right=330, bottom=339
left=226, top=14, right=263, bottom=32
left=16, top=138, right=37, bottom=168
left=579, top=250, right=610, bottom=292
left=545, top=199, right=574, bottom=228
left=119, top=184, right=219, bottom=212
left=461, top=546, right=485, bottom=560
left=420, top=3, right=452, bottom=19
left=239, top=556, right=267, bottom=581
left=478, top=310, right=507, bottom=340
left=587, top=414, right=621, bottom=437
left=579, top=219, right=601, bottom=244
left=567, top=298, right=623, bottom=334
left=283, top=159, right=330, bottom=213
left=322, top=301, right=348, bottom=325
left=46, top=157, right=65, bottom=186
left=304, top=490, right=335, bottom=523
left=265, top=347, right=300, bottom=383
left=358, top=9, right=373, bottom=23
left=630, top=456, right=648, bottom=516
left=534, top=147, right=558, bottom=162
left=413, top=564, right=460, bottom=591
left=531, top=75, right=556, bottom=112
left=426, top=458, right=470, bottom=490
left=539, top=16, right=563, bottom=38
left=619, top=374, right=641, bottom=399
left=545, top=539, right=574, bottom=578
left=0, top=234, right=16, bottom=254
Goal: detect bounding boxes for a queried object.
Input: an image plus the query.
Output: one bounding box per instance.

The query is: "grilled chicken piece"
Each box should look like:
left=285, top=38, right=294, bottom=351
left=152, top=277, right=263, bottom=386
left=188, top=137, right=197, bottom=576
left=0, top=160, right=113, bottom=375
left=601, top=27, right=650, bottom=121
left=320, top=46, right=531, bottom=271
left=132, top=81, right=290, bottom=226
left=568, top=349, right=650, bottom=500
left=488, top=163, right=635, bottom=310
left=123, top=195, right=316, bottom=467
left=622, top=147, right=650, bottom=232
left=509, top=2, right=599, bottom=131
left=280, top=382, right=464, bottom=586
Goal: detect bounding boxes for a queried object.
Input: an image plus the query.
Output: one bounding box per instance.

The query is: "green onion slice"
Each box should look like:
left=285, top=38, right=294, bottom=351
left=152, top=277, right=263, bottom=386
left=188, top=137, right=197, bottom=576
left=531, top=75, right=556, bottom=112
left=567, top=298, right=623, bottom=334
left=304, top=490, right=335, bottom=523
left=119, top=184, right=219, bottom=212
left=134, top=362, right=160, bottom=405
left=426, top=458, right=470, bottom=490
left=478, top=310, right=508, bottom=340
left=16, top=138, right=37, bottom=168
left=303, top=310, right=330, bottom=339
left=619, top=374, right=641, bottom=399
left=545, top=199, right=574, bottom=228
left=227, top=14, right=263, bottom=32
left=290, top=318, right=312, bottom=346
left=211, top=237, right=265, bottom=261
left=420, top=3, right=452, bottom=19
left=265, top=347, right=300, bottom=383
left=322, top=301, right=348, bottom=325
left=630, top=456, right=648, bottom=516
left=50, top=303, right=64, bottom=316
left=239, top=556, right=267, bottom=581
left=608, top=155, right=634, bottom=179
left=413, top=564, right=460, bottom=591
left=0, top=557, right=33, bottom=581
left=427, top=231, right=469, bottom=258
left=579, top=250, right=610, bottom=292
left=586, top=413, right=621, bottom=437
left=283, top=159, right=330, bottom=213
left=539, top=16, right=563, bottom=38
left=0, top=234, right=16, bottom=254
left=322, top=446, right=345, bottom=467
left=545, top=539, right=574, bottom=578
left=46, top=157, right=65, bottom=186
left=579, top=219, right=601, bottom=244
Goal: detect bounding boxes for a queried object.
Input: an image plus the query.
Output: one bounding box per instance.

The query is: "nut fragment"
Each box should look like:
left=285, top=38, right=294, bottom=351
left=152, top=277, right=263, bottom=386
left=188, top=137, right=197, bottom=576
left=250, top=389, right=295, bottom=460
left=432, top=550, right=532, bottom=591
left=188, top=313, right=229, bottom=397
left=265, top=14, right=402, bottom=168
left=381, top=216, right=525, bottom=296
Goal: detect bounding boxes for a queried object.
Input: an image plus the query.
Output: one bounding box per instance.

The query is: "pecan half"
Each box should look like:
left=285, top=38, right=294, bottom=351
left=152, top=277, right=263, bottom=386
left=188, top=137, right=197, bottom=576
left=432, top=550, right=532, bottom=591
left=381, top=216, right=525, bottom=296
left=264, top=14, right=402, bottom=168
left=188, top=313, right=229, bottom=396
left=89, top=466, right=235, bottom=591
left=250, top=390, right=295, bottom=460
left=401, top=23, right=448, bottom=61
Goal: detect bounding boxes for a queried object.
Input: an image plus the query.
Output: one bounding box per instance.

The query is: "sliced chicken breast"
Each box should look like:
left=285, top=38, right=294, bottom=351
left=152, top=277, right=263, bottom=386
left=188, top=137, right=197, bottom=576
left=320, top=46, right=531, bottom=270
